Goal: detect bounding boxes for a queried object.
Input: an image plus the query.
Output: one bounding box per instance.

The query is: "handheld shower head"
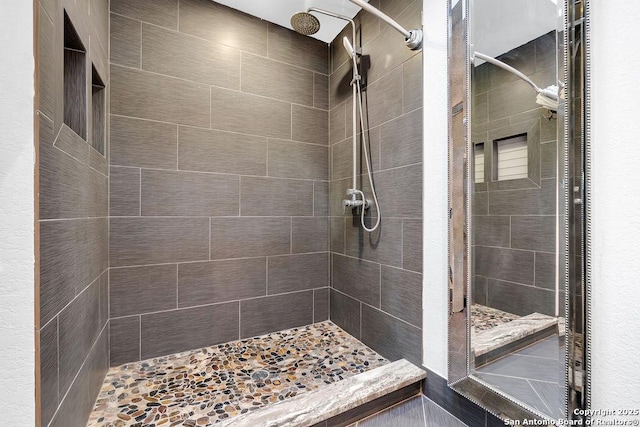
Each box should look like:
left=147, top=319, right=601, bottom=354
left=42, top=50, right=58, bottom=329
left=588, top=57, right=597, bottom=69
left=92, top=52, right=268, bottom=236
left=342, top=36, right=355, bottom=58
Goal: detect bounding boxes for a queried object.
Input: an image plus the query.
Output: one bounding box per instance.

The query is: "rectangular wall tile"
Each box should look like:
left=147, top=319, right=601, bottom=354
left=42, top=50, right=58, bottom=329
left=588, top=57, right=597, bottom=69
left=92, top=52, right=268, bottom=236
left=314, top=288, right=329, bottom=322
left=268, top=139, right=328, bottom=181
left=541, top=141, right=557, bottom=178
left=40, top=318, right=58, bottom=426
left=330, top=289, right=361, bottom=339
left=141, top=169, right=239, bottom=216
left=111, top=0, right=178, bottom=29
left=109, top=264, right=177, bottom=317
left=142, top=24, right=240, bottom=89
left=488, top=179, right=556, bottom=215
left=329, top=103, right=346, bottom=144
left=535, top=251, right=556, bottom=290
left=381, top=267, right=422, bottom=328
left=110, top=316, right=140, bottom=366
left=403, top=219, right=422, bottom=272
left=292, top=217, right=329, bottom=253
left=210, top=217, right=290, bottom=259
left=38, top=7, right=54, bottom=119
left=55, top=123, right=89, bottom=164
left=111, top=65, right=210, bottom=127
left=109, top=167, right=140, bottom=216
left=178, top=126, right=266, bottom=176
left=374, top=164, right=422, bottom=218
left=40, top=135, right=108, bottom=219
left=380, top=108, right=423, bottom=170
left=211, top=86, right=291, bottom=139
left=473, top=216, right=510, bottom=248
left=361, top=305, right=422, bottom=366
left=58, top=281, right=101, bottom=396
left=314, top=181, right=329, bottom=216
left=332, top=254, right=380, bottom=307
left=110, top=217, right=209, bottom=267
left=292, top=105, right=329, bottom=145
left=178, top=0, right=267, bottom=56
left=110, top=13, right=141, bottom=68
left=241, top=53, right=313, bottom=106
left=345, top=217, right=403, bottom=267
left=475, top=246, right=535, bottom=286
left=365, top=67, right=404, bottom=128
left=110, top=116, right=177, bottom=169
left=331, top=138, right=353, bottom=181
left=487, top=279, right=556, bottom=316
left=240, top=177, right=313, bottom=216
left=267, top=23, right=328, bottom=74
left=331, top=217, right=345, bottom=254
left=141, top=302, right=239, bottom=359
left=403, top=54, right=423, bottom=113
left=240, top=291, right=313, bottom=338
left=268, top=253, right=329, bottom=294
left=40, top=218, right=108, bottom=324
left=314, top=73, right=329, bottom=110
left=473, top=192, right=489, bottom=215
left=178, top=258, right=266, bottom=307
left=511, top=216, right=556, bottom=252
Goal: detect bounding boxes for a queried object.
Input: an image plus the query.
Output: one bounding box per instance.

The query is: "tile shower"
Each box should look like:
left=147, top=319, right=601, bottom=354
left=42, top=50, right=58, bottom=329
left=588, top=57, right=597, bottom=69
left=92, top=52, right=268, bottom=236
left=36, top=0, right=424, bottom=425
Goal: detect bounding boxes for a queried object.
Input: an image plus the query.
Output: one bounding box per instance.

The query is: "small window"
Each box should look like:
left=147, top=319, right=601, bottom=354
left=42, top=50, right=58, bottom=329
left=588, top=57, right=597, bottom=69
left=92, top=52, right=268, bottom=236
left=493, top=134, right=528, bottom=181
left=474, top=143, right=484, bottom=183
left=91, top=65, right=106, bottom=155
left=63, top=11, right=87, bottom=139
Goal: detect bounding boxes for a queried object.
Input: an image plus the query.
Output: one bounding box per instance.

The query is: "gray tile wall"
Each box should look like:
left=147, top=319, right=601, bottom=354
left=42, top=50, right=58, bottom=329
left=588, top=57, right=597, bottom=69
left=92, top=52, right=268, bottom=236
left=108, top=0, right=330, bottom=366
left=471, top=32, right=558, bottom=317
left=329, top=0, right=423, bottom=367
left=36, top=0, right=110, bottom=425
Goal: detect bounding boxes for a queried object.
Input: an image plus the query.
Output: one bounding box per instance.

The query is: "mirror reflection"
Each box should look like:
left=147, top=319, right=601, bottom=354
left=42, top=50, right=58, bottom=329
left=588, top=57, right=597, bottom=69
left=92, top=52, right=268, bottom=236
left=469, top=0, right=566, bottom=419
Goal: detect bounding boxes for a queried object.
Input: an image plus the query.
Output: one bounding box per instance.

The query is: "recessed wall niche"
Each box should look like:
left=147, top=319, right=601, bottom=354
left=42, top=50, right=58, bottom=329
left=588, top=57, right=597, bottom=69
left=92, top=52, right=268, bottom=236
left=63, top=11, right=87, bottom=139
left=91, top=65, right=105, bottom=155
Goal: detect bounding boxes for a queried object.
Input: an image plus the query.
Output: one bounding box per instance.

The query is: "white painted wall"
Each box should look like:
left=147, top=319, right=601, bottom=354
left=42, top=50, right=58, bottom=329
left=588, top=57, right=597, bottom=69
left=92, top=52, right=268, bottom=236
left=0, top=1, right=35, bottom=424
left=589, top=0, right=640, bottom=408
left=421, top=0, right=640, bottom=410
left=422, top=0, right=449, bottom=378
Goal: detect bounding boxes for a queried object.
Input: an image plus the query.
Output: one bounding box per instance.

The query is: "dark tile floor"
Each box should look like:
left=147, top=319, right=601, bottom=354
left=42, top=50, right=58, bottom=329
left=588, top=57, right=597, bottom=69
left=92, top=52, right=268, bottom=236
left=355, top=396, right=468, bottom=426
left=475, top=336, right=565, bottom=420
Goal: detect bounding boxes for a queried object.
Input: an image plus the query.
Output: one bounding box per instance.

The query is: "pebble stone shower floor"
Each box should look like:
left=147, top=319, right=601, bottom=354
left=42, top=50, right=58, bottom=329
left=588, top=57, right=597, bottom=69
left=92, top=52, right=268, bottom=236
left=87, top=321, right=389, bottom=427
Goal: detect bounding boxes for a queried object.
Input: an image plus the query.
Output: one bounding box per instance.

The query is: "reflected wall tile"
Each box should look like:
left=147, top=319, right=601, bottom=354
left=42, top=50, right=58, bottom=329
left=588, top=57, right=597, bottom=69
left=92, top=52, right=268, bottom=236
left=111, top=0, right=178, bottom=29
left=109, top=166, right=140, bottom=216
left=110, top=13, right=141, bottom=68
left=330, top=289, right=361, bottom=339
left=332, top=254, right=380, bottom=307
left=109, top=316, right=140, bottom=366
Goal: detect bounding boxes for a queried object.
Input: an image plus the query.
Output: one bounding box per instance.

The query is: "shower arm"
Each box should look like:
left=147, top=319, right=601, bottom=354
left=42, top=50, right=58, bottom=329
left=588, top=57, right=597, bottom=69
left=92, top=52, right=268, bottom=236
left=473, top=51, right=543, bottom=95
left=347, top=0, right=422, bottom=50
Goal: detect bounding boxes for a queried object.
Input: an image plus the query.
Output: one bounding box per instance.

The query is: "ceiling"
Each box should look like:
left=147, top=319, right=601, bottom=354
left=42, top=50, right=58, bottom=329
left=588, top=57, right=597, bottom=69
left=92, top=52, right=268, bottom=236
left=213, top=0, right=367, bottom=44
left=473, top=0, right=558, bottom=60
left=213, top=0, right=558, bottom=57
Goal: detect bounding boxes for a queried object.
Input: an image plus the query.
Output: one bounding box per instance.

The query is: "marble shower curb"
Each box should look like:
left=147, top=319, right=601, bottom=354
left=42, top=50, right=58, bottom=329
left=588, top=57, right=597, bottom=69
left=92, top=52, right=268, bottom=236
left=218, top=359, right=427, bottom=427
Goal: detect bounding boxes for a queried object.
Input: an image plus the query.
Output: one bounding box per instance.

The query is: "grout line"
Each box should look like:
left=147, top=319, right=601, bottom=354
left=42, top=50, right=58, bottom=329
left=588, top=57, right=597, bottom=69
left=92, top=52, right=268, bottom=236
left=139, top=21, right=143, bottom=70
left=139, top=167, right=142, bottom=216
left=138, top=315, right=142, bottom=361
left=238, top=177, right=242, bottom=216
left=176, top=263, right=179, bottom=309
left=265, top=257, right=269, bottom=296
left=238, top=301, right=241, bottom=340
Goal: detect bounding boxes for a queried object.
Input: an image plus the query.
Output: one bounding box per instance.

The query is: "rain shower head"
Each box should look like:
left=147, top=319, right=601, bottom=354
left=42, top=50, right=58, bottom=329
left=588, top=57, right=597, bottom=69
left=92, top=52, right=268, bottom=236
left=290, top=12, right=320, bottom=35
